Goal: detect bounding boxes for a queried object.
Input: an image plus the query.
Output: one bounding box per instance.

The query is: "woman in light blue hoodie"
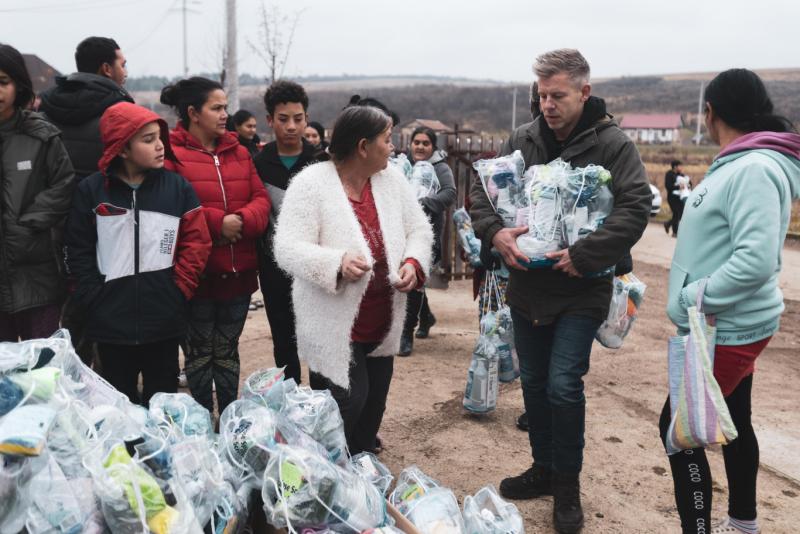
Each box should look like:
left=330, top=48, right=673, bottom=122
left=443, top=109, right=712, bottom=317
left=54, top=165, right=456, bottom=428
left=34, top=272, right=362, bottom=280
left=659, top=69, right=800, bottom=534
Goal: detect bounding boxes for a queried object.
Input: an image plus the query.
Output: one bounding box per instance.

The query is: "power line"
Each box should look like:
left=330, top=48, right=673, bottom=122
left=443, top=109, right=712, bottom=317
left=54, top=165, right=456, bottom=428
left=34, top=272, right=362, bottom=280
left=127, top=0, right=181, bottom=53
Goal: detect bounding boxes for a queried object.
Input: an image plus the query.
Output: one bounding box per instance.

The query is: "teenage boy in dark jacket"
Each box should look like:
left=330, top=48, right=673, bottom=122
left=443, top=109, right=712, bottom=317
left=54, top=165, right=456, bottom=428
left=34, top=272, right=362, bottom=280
left=64, top=102, right=211, bottom=405
left=253, top=80, right=321, bottom=383
left=469, top=49, right=651, bottom=534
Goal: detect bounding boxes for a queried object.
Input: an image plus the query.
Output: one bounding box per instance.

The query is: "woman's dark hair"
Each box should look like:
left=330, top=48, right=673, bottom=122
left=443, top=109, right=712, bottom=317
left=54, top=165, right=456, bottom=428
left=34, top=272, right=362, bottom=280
left=264, top=80, right=308, bottom=116
left=704, top=69, right=796, bottom=134
left=307, top=121, right=325, bottom=141
left=329, top=106, right=392, bottom=162
left=670, top=160, right=682, bottom=169
left=232, top=109, right=254, bottom=127
left=346, top=95, right=399, bottom=127
left=75, top=36, right=120, bottom=74
left=160, top=77, right=224, bottom=129
left=411, top=126, right=438, bottom=150
left=0, top=43, right=34, bottom=109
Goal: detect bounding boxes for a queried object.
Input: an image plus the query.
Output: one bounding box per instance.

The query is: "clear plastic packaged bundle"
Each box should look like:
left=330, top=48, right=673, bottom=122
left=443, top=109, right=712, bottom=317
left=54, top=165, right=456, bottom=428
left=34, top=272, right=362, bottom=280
left=515, top=159, right=614, bottom=270
left=478, top=311, right=515, bottom=384
left=596, top=273, right=647, bottom=349
left=473, top=150, right=527, bottom=228
left=261, top=445, right=386, bottom=532
left=403, top=487, right=465, bottom=534
left=462, top=485, right=524, bottom=534
left=170, top=436, right=226, bottom=527
left=560, top=163, right=613, bottom=247
left=409, top=161, right=441, bottom=199
left=280, top=386, right=348, bottom=465
left=452, top=208, right=482, bottom=268
left=463, top=335, right=499, bottom=414
left=241, top=367, right=287, bottom=410
left=388, top=466, right=440, bottom=514
left=389, top=153, right=413, bottom=179
left=85, top=441, right=202, bottom=534
left=44, top=330, right=128, bottom=409
left=219, top=399, right=284, bottom=478
left=348, top=452, right=393, bottom=496
left=149, top=392, right=214, bottom=439
left=516, top=167, right=562, bottom=268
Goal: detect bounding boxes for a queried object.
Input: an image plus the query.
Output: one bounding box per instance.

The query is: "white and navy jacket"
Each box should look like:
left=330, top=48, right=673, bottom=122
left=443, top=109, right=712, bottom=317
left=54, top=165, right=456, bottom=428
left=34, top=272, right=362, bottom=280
left=65, top=169, right=211, bottom=344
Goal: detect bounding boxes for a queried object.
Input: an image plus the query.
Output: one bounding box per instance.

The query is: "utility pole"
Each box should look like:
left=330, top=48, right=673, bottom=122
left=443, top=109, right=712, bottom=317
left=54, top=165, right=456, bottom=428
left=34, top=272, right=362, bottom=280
left=225, top=0, right=239, bottom=111
left=694, top=81, right=704, bottom=145
left=182, top=0, right=188, bottom=76
left=511, top=86, right=518, bottom=131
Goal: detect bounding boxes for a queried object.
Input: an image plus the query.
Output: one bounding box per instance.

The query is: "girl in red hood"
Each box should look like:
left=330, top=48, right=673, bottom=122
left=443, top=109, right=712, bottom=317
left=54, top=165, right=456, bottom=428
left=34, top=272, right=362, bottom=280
left=64, top=101, right=211, bottom=406
left=160, top=77, right=270, bottom=415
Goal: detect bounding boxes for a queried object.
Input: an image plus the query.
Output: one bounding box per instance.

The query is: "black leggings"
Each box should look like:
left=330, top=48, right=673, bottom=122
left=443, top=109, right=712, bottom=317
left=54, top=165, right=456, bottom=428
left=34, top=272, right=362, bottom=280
left=659, top=374, right=758, bottom=533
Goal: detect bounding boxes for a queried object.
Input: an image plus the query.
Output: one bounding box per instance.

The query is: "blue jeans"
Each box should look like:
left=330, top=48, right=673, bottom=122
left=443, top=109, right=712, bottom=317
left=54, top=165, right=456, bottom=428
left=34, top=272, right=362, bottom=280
left=512, top=309, right=602, bottom=475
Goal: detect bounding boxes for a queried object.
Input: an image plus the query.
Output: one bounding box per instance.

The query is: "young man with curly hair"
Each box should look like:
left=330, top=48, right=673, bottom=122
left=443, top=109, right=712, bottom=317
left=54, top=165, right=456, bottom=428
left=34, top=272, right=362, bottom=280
left=254, top=80, right=322, bottom=383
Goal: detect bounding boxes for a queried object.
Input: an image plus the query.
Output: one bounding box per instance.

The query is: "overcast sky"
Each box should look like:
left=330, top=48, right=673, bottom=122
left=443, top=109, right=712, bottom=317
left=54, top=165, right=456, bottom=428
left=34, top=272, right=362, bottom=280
left=3, top=0, right=798, bottom=82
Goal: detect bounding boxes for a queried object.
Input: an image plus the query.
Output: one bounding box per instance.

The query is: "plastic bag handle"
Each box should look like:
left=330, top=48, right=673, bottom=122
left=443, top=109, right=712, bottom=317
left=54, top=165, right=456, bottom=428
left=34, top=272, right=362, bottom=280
left=694, top=277, right=716, bottom=326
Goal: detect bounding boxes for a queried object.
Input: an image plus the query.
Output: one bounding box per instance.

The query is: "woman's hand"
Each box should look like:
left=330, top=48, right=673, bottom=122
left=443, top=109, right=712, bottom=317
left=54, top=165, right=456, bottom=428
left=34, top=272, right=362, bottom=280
left=393, top=263, right=418, bottom=293
left=340, top=252, right=371, bottom=282
left=221, top=214, right=243, bottom=243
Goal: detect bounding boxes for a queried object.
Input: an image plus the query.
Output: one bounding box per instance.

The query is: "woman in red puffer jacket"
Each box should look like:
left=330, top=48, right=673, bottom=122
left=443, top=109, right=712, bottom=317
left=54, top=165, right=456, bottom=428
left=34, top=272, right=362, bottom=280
left=161, top=77, right=270, bottom=415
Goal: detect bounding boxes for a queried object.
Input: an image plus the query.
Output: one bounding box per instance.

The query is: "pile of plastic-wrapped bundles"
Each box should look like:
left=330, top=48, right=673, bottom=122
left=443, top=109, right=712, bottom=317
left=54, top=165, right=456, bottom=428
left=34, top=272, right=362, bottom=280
left=390, top=155, right=441, bottom=200
left=473, top=151, right=614, bottom=272
left=0, top=330, right=525, bottom=534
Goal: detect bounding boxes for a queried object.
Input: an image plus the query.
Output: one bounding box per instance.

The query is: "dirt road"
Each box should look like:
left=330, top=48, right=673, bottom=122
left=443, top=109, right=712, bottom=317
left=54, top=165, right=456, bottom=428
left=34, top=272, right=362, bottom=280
left=236, top=222, right=800, bottom=533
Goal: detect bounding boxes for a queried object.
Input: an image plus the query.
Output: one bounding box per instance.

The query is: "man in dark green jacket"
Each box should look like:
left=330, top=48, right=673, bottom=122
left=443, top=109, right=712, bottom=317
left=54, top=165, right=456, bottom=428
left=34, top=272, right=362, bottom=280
left=469, top=49, right=651, bottom=534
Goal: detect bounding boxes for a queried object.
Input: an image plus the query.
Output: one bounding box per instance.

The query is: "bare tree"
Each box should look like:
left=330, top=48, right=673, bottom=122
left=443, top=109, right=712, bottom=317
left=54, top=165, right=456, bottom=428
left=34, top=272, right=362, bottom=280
left=248, top=2, right=303, bottom=84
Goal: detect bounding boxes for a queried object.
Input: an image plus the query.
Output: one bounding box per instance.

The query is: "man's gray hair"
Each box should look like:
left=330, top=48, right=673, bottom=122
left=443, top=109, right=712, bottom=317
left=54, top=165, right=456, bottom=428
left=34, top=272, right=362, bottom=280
left=533, top=49, right=591, bottom=85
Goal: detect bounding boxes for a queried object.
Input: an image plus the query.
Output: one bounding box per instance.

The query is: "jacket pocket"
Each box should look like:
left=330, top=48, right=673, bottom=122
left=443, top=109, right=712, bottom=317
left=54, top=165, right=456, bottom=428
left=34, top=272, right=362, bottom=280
left=666, top=264, right=689, bottom=326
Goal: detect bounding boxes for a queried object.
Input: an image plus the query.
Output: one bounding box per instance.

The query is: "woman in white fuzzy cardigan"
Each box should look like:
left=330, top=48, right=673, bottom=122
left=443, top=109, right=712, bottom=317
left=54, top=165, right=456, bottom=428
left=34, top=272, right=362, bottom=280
left=273, top=105, right=433, bottom=454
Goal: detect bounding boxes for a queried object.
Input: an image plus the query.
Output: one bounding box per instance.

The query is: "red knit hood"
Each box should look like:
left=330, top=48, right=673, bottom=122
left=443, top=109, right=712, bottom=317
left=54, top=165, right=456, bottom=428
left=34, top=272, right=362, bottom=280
left=98, top=102, right=175, bottom=175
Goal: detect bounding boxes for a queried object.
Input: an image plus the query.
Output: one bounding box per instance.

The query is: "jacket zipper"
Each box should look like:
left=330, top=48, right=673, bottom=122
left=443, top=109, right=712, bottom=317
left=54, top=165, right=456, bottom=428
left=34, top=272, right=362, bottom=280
left=211, top=154, right=237, bottom=272
left=187, top=145, right=237, bottom=273
left=132, top=189, right=140, bottom=344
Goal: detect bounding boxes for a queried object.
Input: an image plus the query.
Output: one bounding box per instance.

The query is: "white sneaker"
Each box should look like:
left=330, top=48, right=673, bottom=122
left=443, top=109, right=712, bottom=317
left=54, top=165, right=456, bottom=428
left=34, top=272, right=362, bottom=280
left=710, top=517, right=760, bottom=534
left=178, top=371, right=188, bottom=388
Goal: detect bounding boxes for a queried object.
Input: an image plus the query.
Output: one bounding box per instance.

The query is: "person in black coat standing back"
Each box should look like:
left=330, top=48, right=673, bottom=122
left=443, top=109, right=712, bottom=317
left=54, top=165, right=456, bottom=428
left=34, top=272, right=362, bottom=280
left=39, top=36, right=133, bottom=180
left=39, top=36, right=133, bottom=365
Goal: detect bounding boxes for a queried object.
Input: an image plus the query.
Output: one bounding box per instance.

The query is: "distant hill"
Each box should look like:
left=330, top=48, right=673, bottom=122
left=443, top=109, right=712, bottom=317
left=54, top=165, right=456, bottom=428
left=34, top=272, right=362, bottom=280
left=130, top=69, right=800, bottom=136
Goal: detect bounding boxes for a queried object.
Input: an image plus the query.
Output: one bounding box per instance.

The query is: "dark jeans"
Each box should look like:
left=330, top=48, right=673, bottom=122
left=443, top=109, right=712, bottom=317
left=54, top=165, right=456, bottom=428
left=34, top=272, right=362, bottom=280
left=96, top=337, right=180, bottom=406
left=309, top=342, right=394, bottom=455
left=0, top=304, right=61, bottom=342
left=659, top=374, right=759, bottom=533
left=185, top=295, right=250, bottom=414
left=259, top=259, right=301, bottom=383
left=666, top=195, right=684, bottom=235
left=512, top=309, right=602, bottom=475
